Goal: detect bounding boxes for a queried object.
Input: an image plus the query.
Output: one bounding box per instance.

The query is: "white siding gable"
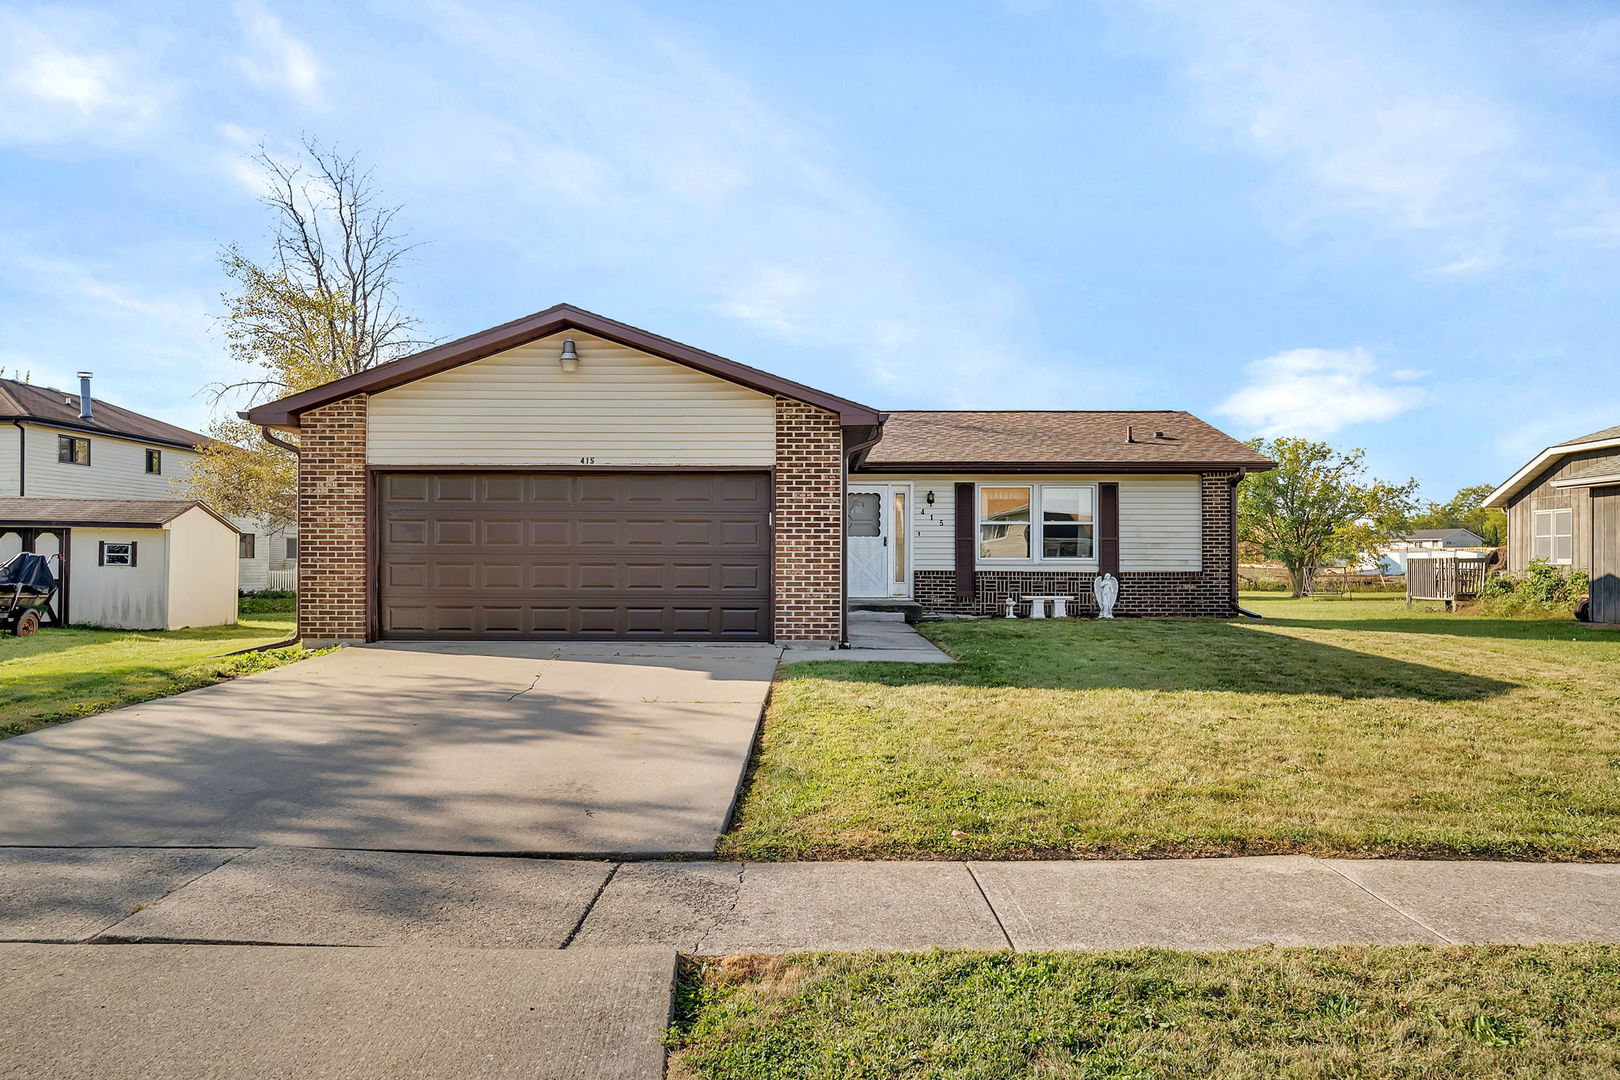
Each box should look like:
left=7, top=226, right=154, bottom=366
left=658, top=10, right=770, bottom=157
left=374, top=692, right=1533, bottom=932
left=366, top=331, right=776, bottom=467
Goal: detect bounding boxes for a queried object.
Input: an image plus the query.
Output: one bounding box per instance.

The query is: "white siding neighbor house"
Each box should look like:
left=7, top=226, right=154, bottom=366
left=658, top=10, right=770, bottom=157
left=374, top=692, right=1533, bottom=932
left=0, top=372, right=294, bottom=595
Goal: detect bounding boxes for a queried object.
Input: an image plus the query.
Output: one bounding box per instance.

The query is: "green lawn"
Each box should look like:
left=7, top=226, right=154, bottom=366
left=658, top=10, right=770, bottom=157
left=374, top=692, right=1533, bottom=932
left=669, top=946, right=1620, bottom=1079
left=0, top=613, right=305, bottom=739
left=722, top=595, right=1620, bottom=860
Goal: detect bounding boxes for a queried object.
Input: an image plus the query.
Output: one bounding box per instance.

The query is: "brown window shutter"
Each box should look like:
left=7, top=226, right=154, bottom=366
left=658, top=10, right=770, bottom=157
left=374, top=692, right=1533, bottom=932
left=1098, top=482, right=1120, bottom=575
left=128, top=541, right=137, bottom=568
left=97, top=541, right=106, bottom=566
left=954, top=482, right=976, bottom=599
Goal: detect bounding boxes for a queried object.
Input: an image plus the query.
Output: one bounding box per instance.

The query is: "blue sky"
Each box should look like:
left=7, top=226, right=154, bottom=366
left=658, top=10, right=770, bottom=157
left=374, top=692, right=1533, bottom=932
left=2, top=0, right=1618, bottom=499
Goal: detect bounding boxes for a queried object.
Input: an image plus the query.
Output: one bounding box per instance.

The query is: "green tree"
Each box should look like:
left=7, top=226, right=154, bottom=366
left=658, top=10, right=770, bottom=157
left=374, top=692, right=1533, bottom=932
left=1408, top=483, right=1506, bottom=546
left=181, top=139, right=423, bottom=525
left=1238, top=437, right=1419, bottom=597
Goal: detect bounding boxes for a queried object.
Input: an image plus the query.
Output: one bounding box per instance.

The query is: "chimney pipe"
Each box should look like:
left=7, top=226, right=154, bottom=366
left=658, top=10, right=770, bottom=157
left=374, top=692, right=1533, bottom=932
left=76, top=372, right=93, bottom=422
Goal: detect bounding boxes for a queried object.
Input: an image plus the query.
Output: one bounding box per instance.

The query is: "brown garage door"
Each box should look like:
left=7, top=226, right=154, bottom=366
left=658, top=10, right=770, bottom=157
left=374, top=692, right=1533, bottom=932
left=379, top=472, right=772, bottom=640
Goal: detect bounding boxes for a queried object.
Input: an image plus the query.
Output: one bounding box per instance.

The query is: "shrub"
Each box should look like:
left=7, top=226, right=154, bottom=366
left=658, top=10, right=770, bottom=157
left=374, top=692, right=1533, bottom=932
left=1476, top=559, right=1588, bottom=616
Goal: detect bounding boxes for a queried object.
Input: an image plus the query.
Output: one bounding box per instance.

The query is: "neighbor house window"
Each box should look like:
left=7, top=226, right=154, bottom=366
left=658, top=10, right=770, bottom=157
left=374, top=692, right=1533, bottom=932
left=978, top=484, right=1096, bottom=562
left=239, top=533, right=256, bottom=559
left=1040, top=485, right=1095, bottom=559
left=57, top=435, right=90, bottom=465
left=98, top=541, right=135, bottom=567
left=978, top=486, right=1032, bottom=559
left=145, top=449, right=161, bottom=474
left=1531, top=508, right=1573, bottom=564
left=285, top=537, right=298, bottom=560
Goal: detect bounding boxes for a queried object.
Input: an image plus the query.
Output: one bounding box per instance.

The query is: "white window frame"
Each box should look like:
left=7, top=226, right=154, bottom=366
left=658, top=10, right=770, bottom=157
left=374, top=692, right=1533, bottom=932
left=975, top=483, right=1098, bottom=566
left=98, top=541, right=135, bottom=567
left=1531, top=507, right=1573, bottom=565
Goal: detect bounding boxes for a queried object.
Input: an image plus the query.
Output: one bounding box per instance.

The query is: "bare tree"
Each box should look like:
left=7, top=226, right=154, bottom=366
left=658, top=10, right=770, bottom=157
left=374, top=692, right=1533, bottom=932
left=184, top=139, right=425, bottom=525
left=212, top=137, right=427, bottom=405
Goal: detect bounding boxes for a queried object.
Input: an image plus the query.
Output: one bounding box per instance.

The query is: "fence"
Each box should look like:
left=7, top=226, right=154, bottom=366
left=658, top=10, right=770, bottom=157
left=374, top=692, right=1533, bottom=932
left=265, top=569, right=297, bottom=592
left=1405, top=554, right=1487, bottom=609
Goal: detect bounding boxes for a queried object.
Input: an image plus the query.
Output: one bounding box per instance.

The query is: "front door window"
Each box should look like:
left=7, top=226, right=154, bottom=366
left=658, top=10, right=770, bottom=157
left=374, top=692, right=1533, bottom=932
left=848, top=492, right=882, bottom=536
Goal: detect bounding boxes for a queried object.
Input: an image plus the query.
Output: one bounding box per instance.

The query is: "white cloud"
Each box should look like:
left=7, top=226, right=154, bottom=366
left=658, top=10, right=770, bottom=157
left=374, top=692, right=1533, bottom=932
left=0, top=9, right=171, bottom=144
left=1215, top=347, right=1420, bottom=438
left=234, top=0, right=323, bottom=106
left=1118, top=0, right=1620, bottom=273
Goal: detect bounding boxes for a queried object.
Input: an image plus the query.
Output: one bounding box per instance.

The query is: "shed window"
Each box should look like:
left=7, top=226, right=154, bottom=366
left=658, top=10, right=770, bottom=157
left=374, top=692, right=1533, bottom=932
left=239, top=533, right=256, bottom=559
left=58, top=435, right=90, bottom=465
left=1531, top=508, right=1573, bottom=564
left=978, top=484, right=1096, bottom=562
left=145, top=449, right=161, bottom=474
left=98, top=541, right=136, bottom=567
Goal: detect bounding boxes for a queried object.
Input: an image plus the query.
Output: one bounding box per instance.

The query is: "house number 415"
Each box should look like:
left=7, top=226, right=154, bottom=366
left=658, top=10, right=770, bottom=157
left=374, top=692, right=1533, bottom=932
left=579, top=456, right=596, bottom=464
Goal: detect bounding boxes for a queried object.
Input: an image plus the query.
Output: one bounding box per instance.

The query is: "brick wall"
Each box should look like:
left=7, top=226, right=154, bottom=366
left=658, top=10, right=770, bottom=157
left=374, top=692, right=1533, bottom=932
left=915, top=470, right=1240, bottom=618
left=297, top=395, right=369, bottom=645
left=773, top=396, right=844, bottom=642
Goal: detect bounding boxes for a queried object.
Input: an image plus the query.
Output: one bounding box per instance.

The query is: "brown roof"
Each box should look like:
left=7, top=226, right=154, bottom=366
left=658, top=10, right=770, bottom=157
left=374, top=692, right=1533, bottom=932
left=0, top=498, right=237, bottom=531
left=857, top=411, right=1274, bottom=471
left=243, top=303, right=885, bottom=429
left=0, top=379, right=210, bottom=450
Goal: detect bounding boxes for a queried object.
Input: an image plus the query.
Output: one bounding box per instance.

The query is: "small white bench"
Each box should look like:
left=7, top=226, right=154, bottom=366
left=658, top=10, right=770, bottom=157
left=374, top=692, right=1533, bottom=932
left=1007, top=595, right=1076, bottom=618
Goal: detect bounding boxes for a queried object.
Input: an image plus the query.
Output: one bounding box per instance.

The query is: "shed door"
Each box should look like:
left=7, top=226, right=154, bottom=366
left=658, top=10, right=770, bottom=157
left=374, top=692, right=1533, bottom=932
left=379, top=472, right=772, bottom=640
left=1591, top=486, right=1620, bottom=625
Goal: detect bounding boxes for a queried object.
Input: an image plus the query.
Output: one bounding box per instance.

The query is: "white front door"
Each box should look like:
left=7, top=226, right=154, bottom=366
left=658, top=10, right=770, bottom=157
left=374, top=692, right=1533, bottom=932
left=849, top=485, right=911, bottom=598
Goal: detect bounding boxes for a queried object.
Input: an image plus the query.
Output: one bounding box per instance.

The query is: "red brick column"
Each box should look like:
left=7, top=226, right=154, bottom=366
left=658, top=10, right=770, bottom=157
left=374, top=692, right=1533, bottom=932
left=773, top=396, right=844, bottom=643
left=297, top=395, right=369, bottom=645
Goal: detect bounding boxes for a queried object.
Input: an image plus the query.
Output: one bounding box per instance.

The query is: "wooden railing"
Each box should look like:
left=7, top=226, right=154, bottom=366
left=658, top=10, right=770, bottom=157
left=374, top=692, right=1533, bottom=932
left=1406, top=555, right=1487, bottom=609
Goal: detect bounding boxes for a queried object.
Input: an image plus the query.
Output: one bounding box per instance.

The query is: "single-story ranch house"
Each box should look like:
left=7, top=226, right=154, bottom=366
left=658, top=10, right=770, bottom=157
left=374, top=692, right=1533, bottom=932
left=1485, top=422, right=1620, bottom=623
left=246, top=304, right=1274, bottom=647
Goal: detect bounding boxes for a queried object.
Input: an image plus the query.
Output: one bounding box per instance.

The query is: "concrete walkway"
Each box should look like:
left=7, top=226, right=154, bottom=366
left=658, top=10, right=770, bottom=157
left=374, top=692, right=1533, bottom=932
left=780, top=610, right=957, bottom=664
left=5, top=848, right=1616, bottom=954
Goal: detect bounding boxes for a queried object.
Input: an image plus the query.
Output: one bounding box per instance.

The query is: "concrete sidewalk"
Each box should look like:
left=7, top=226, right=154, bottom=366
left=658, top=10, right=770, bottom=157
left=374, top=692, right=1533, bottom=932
left=0, top=943, right=673, bottom=1080
left=5, top=847, right=1616, bottom=954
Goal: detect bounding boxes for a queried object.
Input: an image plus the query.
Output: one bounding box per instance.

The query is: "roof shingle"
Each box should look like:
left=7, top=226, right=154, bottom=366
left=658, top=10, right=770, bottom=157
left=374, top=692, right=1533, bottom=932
left=0, top=498, right=233, bottom=529
left=0, top=379, right=210, bottom=449
left=859, top=411, right=1273, bottom=470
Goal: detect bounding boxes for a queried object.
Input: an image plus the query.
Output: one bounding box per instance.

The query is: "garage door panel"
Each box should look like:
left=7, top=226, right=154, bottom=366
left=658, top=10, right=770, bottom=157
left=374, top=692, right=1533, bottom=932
left=380, top=471, right=772, bottom=641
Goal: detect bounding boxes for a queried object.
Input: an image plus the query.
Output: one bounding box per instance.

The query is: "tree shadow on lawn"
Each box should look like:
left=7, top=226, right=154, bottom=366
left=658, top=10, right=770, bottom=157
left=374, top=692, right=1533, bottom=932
left=792, top=619, right=1517, bottom=701
left=1256, top=612, right=1613, bottom=642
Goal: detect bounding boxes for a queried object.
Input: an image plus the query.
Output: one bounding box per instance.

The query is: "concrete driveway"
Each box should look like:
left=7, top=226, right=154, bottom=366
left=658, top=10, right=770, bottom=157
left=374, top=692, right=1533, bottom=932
left=0, top=642, right=779, bottom=855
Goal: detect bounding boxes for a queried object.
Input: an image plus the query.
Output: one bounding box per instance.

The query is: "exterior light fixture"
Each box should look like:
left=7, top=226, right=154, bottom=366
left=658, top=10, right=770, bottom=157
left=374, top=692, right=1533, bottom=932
left=558, top=337, right=580, bottom=372
left=925, top=490, right=935, bottom=505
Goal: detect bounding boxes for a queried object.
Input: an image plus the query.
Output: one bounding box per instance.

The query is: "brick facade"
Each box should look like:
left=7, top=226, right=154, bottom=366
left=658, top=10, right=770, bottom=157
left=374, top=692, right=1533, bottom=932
left=772, top=396, right=845, bottom=642
left=297, top=395, right=369, bottom=645
left=912, top=471, right=1240, bottom=618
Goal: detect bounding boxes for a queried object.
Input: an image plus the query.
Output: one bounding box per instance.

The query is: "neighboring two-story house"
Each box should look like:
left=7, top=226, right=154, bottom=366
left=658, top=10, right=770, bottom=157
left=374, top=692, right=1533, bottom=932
left=0, top=373, right=295, bottom=591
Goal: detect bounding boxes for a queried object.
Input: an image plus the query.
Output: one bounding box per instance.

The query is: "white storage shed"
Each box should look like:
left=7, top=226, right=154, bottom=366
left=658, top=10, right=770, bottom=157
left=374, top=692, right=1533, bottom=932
left=0, top=498, right=239, bottom=630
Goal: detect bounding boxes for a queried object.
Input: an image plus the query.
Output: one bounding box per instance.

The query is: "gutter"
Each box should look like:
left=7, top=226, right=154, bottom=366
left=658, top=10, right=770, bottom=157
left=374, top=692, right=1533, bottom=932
left=259, top=426, right=298, bottom=454
left=839, top=423, right=888, bottom=647
left=10, top=420, right=23, bottom=497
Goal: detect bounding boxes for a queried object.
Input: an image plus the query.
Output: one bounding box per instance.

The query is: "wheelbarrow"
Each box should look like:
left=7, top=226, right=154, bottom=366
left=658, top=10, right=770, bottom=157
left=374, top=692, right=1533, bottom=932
left=0, top=552, right=60, bottom=636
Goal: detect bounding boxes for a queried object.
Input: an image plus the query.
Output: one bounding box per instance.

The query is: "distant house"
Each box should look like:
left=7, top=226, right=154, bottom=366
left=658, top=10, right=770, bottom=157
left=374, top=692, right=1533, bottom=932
left=1485, top=423, right=1620, bottom=622
left=0, top=373, right=295, bottom=592
left=1366, top=527, right=1489, bottom=575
